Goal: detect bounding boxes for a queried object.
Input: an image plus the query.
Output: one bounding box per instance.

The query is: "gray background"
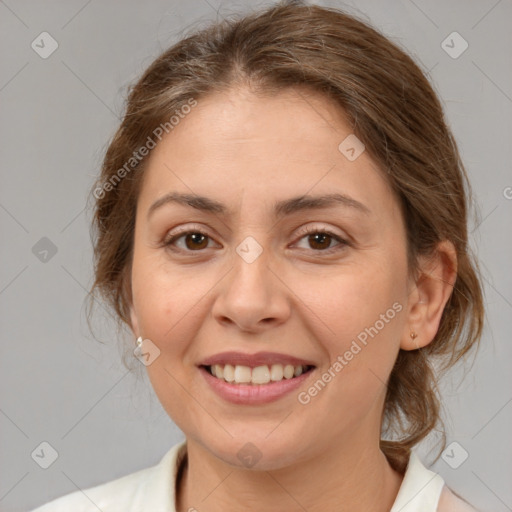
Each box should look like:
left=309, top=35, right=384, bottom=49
left=1, top=1, right=511, bottom=511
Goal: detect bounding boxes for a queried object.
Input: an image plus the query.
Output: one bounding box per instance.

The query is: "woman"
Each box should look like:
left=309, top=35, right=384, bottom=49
left=32, top=1, right=484, bottom=510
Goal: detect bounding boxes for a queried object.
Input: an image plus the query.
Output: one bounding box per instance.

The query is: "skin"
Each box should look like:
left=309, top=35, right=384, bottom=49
left=128, top=86, right=457, bottom=512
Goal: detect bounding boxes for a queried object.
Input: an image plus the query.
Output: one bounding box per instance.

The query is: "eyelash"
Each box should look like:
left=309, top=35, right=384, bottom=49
left=162, top=225, right=349, bottom=255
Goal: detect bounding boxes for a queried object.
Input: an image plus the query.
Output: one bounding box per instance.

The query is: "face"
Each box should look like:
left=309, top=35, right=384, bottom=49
left=129, top=86, right=413, bottom=469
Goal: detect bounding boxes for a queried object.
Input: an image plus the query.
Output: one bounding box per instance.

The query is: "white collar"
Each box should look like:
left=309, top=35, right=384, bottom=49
left=390, top=451, right=445, bottom=511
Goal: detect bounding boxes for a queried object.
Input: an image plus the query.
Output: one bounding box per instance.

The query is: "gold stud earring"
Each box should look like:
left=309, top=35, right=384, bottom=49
left=410, top=331, right=418, bottom=340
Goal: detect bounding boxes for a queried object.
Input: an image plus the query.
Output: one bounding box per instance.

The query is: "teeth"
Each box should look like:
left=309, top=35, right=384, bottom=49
left=223, top=364, right=235, bottom=382
left=208, top=363, right=310, bottom=384
left=283, top=364, right=295, bottom=379
left=213, top=364, right=223, bottom=379
left=252, top=365, right=271, bottom=384
left=270, top=364, right=283, bottom=381
left=234, top=365, right=251, bottom=383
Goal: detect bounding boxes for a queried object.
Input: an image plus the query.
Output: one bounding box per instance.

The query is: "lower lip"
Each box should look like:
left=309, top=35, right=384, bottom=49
left=199, top=366, right=314, bottom=405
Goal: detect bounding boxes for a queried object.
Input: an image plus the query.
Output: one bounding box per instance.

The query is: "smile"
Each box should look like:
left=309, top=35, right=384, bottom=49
left=204, top=363, right=314, bottom=385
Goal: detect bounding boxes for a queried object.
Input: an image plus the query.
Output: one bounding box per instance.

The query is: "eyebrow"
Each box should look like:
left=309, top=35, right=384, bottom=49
left=147, top=191, right=371, bottom=220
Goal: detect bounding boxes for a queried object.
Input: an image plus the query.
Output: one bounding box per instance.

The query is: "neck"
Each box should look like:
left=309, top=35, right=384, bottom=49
left=175, top=437, right=404, bottom=512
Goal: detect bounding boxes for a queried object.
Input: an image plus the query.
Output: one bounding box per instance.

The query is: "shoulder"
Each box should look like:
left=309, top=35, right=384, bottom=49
left=29, top=468, right=148, bottom=512
left=437, top=485, right=480, bottom=512
left=29, top=440, right=187, bottom=512
left=390, top=451, right=478, bottom=512
left=29, top=463, right=161, bottom=512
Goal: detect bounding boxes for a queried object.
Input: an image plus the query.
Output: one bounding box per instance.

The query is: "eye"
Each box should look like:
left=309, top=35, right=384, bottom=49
left=293, top=225, right=349, bottom=254
left=162, top=225, right=349, bottom=255
left=163, top=228, right=215, bottom=252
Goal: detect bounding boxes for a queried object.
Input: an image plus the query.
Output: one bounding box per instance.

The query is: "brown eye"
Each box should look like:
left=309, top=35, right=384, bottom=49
left=294, top=227, right=348, bottom=254
left=164, top=230, right=213, bottom=251
left=182, top=232, right=209, bottom=250
left=307, top=232, right=333, bottom=251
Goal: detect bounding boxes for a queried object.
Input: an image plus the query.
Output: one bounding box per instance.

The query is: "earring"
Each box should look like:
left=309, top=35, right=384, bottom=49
left=410, top=331, right=418, bottom=340
left=134, top=336, right=143, bottom=359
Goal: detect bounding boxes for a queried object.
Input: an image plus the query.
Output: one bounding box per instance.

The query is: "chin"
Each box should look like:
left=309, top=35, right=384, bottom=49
left=201, top=433, right=311, bottom=471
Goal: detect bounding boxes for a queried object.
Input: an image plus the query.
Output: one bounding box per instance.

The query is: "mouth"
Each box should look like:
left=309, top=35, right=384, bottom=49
left=201, top=363, right=315, bottom=385
left=198, top=351, right=317, bottom=404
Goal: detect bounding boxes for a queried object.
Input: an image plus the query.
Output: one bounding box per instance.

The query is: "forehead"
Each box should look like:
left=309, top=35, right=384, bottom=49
left=137, top=86, right=399, bottom=221
left=169, top=86, right=353, bottom=157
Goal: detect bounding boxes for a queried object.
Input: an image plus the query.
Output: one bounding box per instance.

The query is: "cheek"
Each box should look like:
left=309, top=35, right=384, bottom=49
left=131, top=253, right=215, bottom=365
left=294, top=267, right=405, bottom=432
left=296, top=257, right=404, bottom=342
left=131, top=262, right=205, bottom=421
left=131, top=253, right=178, bottom=344
left=292, top=255, right=407, bottom=410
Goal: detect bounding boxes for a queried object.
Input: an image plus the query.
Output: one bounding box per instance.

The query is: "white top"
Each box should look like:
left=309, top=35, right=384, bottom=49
left=30, top=440, right=478, bottom=512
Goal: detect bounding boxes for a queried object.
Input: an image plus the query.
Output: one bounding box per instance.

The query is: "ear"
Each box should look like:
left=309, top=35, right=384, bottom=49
left=401, top=240, right=457, bottom=351
left=129, top=303, right=139, bottom=339
left=122, top=267, right=139, bottom=338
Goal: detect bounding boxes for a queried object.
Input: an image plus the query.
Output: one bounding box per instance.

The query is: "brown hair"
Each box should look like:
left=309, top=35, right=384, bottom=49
left=86, top=0, right=484, bottom=473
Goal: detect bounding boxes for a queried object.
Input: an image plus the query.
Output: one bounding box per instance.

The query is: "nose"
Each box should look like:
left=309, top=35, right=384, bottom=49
left=211, top=242, right=291, bottom=334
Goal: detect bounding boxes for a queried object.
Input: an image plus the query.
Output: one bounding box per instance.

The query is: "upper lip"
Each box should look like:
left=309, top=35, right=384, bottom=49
left=199, top=351, right=316, bottom=368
